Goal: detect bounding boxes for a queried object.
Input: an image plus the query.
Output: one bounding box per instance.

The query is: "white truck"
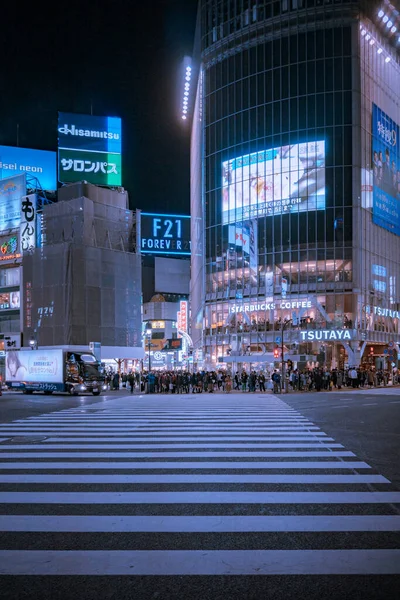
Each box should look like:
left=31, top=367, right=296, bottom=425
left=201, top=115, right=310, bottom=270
left=5, top=348, right=106, bottom=395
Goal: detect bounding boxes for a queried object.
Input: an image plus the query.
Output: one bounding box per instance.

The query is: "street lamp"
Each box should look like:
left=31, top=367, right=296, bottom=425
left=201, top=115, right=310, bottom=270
left=29, top=332, right=38, bottom=350
left=146, top=325, right=152, bottom=372
left=281, top=316, right=310, bottom=392
left=281, top=319, right=293, bottom=391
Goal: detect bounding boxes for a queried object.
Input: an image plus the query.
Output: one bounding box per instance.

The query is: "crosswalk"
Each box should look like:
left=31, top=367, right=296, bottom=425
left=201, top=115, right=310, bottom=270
left=0, top=394, right=399, bottom=583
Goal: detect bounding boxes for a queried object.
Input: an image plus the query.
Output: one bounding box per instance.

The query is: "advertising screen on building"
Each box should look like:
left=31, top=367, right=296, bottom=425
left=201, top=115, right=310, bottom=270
left=58, top=112, right=122, bottom=186
left=0, top=146, right=56, bottom=191
left=222, top=141, right=326, bottom=224
left=0, top=174, right=26, bottom=233
left=371, top=104, right=400, bottom=236
left=141, top=213, right=191, bottom=256
left=5, top=349, right=63, bottom=383
left=0, top=291, right=20, bottom=310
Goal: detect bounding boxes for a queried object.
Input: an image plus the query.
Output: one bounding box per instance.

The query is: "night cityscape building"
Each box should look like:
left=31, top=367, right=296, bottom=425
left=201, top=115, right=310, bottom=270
left=22, top=182, right=143, bottom=365
left=190, top=0, right=400, bottom=372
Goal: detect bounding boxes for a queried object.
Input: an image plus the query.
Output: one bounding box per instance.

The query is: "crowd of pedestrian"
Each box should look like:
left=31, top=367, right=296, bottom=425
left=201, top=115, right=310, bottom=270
left=103, top=365, right=397, bottom=394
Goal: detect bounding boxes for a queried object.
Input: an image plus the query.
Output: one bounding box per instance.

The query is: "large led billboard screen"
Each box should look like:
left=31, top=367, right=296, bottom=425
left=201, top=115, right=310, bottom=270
left=371, top=104, right=400, bottom=236
left=0, top=146, right=56, bottom=191
left=0, top=174, right=26, bottom=233
left=222, top=141, right=325, bottom=224
left=58, top=112, right=122, bottom=186
left=141, top=213, right=191, bottom=256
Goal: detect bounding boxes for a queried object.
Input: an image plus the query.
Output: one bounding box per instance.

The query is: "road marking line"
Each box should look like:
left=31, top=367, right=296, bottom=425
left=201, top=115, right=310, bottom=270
left=0, top=460, right=369, bottom=470
left=0, top=474, right=387, bottom=484
left=0, top=549, right=399, bottom=575
left=0, top=443, right=345, bottom=449
left=0, top=451, right=355, bottom=458
left=1, top=514, right=399, bottom=532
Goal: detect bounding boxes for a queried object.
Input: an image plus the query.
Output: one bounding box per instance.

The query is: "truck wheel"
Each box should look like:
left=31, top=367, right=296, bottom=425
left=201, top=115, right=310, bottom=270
left=44, top=391, right=53, bottom=395
left=25, top=390, right=34, bottom=395
left=92, top=391, right=101, bottom=396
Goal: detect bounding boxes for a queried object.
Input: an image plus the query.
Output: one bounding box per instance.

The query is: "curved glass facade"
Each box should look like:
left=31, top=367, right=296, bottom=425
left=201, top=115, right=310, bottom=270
left=191, top=0, right=400, bottom=371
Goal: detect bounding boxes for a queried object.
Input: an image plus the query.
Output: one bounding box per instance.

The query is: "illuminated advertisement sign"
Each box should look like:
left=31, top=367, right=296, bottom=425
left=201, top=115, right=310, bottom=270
left=58, top=112, right=122, bottom=186
left=162, top=338, right=183, bottom=351
left=372, top=104, right=400, bottom=236
left=5, top=349, right=63, bottom=383
left=141, top=213, right=191, bottom=256
left=20, top=194, right=37, bottom=253
left=0, top=291, right=20, bottom=310
left=300, top=329, right=352, bottom=341
left=0, top=235, right=19, bottom=258
left=177, top=300, right=188, bottom=333
left=0, top=174, right=26, bottom=233
left=229, top=299, right=312, bottom=314
left=222, top=141, right=325, bottom=224
left=0, top=145, right=56, bottom=191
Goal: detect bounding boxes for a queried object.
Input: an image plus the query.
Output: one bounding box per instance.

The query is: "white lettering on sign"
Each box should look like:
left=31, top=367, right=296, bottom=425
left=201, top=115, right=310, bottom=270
left=58, top=124, right=120, bottom=140
left=300, top=330, right=352, bottom=342
left=229, top=300, right=312, bottom=314
left=373, top=306, right=400, bottom=319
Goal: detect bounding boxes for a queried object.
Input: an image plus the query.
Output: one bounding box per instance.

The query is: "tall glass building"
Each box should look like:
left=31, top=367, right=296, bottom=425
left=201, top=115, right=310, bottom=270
left=190, top=0, right=400, bottom=372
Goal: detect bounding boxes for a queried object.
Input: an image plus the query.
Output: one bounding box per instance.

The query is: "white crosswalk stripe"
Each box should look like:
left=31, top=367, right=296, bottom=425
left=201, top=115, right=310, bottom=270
left=0, top=394, right=399, bottom=579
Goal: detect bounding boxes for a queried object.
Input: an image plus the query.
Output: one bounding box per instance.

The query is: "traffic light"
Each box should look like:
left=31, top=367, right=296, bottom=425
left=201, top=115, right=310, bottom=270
left=370, top=347, right=374, bottom=355
left=274, top=347, right=280, bottom=359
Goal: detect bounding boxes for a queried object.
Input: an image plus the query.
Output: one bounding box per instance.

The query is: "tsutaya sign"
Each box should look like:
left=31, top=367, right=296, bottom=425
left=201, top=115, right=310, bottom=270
left=230, top=299, right=312, bottom=314
left=300, top=329, right=353, bottom=341
left=366, top=305, right=400, bottom=320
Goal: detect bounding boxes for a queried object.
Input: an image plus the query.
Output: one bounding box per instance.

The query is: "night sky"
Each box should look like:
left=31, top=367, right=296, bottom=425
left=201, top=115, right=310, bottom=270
left=1, top=1, right=198, bottom=214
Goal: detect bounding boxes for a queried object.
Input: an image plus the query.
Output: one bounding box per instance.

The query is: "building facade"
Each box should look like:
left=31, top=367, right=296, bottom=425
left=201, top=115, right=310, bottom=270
left=191, top=0, right=400, bottom=371
left=22, top=182, right=143, bottom=361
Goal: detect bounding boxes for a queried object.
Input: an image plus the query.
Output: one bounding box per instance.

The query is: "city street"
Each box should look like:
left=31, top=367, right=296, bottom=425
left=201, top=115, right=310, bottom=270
left=0, top=389, right=399, bottom=600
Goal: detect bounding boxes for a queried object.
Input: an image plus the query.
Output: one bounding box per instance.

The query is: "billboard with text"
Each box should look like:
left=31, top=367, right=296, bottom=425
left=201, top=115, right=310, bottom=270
left=222, top=141, right=325, bottom=224
left=58, top=112, right=122, bottom=186
left=372, top=103, right=400, bottom=236
left=0, top=146, right=56, bottom=191
left=141, top=213, right=191, bottom=256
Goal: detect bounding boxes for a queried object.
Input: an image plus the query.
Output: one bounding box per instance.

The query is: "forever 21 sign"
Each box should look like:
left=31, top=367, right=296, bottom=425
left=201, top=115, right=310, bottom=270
left=140, top=213, right=191, bottom=256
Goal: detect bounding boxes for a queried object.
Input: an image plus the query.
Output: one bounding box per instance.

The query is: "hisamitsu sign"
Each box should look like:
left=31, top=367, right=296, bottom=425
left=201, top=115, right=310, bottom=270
left=58, top=112, right=122, bottom=186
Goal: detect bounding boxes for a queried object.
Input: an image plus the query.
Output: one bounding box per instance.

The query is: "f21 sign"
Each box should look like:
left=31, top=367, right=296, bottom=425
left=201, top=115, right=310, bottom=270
left=140, top=213, right=191, bottom=256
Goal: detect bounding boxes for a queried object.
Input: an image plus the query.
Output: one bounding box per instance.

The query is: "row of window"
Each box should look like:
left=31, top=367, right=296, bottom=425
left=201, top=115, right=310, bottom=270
left=206, top=36, right=352, bottom=93
left=206, top=71, right=352, bottom=125
left=202, top=2, right=354, bottom=50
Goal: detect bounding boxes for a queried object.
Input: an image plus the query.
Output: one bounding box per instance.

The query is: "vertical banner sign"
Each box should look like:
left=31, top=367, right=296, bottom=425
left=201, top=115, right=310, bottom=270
left=281, top=277, right=288, bottom=298
left=249, top=219, right=258, bottom=277
left=372, top=104, right=400, bottom=236
left=177, top=311, right=182, bottom=338
left=20, top=194, right=37, bottom=253
left=179, top=300, right=188, bottom=332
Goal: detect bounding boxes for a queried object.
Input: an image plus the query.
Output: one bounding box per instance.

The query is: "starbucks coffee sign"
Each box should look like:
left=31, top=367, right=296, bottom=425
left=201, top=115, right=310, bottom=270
left=300, top=329, right=352, bottom=341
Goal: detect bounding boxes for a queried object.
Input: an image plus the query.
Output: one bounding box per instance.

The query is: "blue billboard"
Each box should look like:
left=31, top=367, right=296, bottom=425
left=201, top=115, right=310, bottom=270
left=140, top=213, right=191, bottom=256
left=372, top=104, right=400, bottom=236
left=58, top=112, right=122, bottom=186
left=0, top=146, right=56, bottom=191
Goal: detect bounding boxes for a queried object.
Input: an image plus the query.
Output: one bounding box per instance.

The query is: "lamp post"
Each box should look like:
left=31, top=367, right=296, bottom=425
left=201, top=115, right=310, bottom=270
left=281, top=316, right=311, bottom=392
left=281, top=319, right=293, bottom=393
left=146, top=326, right=152, bottom=372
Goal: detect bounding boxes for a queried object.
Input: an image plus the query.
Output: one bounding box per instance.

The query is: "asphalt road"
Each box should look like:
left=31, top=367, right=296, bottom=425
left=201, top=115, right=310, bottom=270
left=0, top=389, right=399, bottom=600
